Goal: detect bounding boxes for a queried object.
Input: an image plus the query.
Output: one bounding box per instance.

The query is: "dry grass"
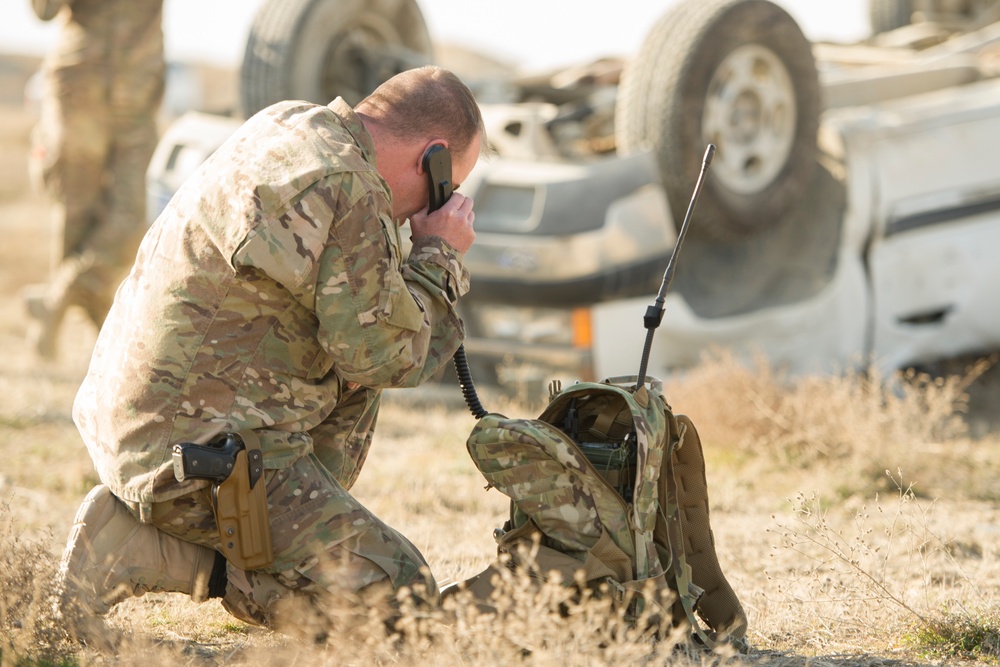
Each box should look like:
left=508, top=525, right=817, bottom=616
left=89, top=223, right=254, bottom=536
left=6, top=351, right=1000, bottom=667
left=670, top=349, right=1000, bottom=503
left=1, top=100, right=1000, bottom=666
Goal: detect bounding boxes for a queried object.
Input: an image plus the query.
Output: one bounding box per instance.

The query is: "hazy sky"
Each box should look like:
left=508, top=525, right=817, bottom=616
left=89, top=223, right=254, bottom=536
left=5, top=0, right=870, bottom=71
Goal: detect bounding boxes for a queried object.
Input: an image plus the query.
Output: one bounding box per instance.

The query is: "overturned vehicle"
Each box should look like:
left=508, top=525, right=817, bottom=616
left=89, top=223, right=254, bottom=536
left=458, top=0, right=1000, bottom=392
left=147, top=0, right=1000, bottom=395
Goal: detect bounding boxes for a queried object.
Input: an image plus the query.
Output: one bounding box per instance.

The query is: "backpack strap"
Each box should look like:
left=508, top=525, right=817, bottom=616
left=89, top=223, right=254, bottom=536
left=673, top=415, right=748, bottom=645
left=450, top=519, right=673, bottom=621
left=656, top=413, right=717, bottom=647
left=497, top=520, right=633, bottom=585
left=500, top=521, right=684, bottom=626
left=582, top=528, right=633, bottom=583
left=588, top=400, right=631, bottom=440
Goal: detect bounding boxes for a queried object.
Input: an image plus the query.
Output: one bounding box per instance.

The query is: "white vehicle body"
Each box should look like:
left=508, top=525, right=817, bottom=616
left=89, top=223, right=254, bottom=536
left=624, top=74, right=1000, bottom=380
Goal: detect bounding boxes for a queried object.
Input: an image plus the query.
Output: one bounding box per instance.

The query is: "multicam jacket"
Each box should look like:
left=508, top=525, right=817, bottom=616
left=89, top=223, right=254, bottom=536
left=73, top=98, right=471, bottom=506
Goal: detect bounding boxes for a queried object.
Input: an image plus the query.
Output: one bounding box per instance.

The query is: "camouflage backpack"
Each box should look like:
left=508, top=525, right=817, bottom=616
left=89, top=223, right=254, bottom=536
left=458, top=375, right=747, bottom=649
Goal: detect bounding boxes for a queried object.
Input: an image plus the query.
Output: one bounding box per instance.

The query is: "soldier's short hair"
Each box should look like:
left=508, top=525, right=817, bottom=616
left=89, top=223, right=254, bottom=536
left=356, top=66, right=488, bottom=159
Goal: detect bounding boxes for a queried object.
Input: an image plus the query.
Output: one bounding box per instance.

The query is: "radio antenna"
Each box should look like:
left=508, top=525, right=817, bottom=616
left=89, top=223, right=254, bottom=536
left=635, top=144, right=715, bottom=390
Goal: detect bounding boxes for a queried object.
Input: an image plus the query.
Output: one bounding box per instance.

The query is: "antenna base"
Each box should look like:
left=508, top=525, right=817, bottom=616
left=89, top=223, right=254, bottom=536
left=643, top=304, right=664, bottom=330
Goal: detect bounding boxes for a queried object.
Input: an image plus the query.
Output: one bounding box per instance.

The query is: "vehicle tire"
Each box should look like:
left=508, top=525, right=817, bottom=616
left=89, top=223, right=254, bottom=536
left=616, top=0, right=820, bottom=241
left=614, top=4, right=683, bottom=164
left=869, top=0, right=913, bottom=34
left=240, top=0, right=434, bottom=118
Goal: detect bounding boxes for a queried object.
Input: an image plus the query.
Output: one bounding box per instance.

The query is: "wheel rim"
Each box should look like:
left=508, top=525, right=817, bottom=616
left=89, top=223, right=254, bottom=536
left=701, top=44, right=797, bottom=196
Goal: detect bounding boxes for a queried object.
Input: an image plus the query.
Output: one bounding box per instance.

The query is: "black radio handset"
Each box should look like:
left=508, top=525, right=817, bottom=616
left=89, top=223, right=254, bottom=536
left=421, top=145, right=487, bottom=418
left=423, top=145, right=453, bottom=213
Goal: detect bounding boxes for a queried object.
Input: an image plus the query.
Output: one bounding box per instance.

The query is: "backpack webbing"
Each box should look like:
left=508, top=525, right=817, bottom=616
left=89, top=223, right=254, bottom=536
left=458, top=377, right=747, bottom=650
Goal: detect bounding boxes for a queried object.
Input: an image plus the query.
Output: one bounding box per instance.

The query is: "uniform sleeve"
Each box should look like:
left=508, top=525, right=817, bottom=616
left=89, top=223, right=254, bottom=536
left=231, top=169, right=469, bottom=388
left=314, top=183, right=470, bottom=388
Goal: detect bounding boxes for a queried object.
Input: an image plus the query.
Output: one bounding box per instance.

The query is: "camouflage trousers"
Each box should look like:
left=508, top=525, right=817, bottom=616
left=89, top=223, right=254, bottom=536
left=31, top=71, right=159, bottom=328
left=126, top=452, right=437, bottom=631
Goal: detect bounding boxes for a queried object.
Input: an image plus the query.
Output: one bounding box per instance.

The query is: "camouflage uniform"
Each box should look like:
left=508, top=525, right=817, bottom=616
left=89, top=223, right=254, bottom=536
left=73, top=98, right=470, bottom=626
left=26, top=0, right=164, bottom=352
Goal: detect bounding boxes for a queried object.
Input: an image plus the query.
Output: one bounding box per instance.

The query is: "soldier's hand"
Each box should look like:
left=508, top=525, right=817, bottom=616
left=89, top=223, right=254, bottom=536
left=409, top=192, right=476, bottom=254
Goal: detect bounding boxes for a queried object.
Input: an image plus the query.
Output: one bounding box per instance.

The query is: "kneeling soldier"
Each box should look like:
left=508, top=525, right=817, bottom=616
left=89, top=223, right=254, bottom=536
left=55, top=65, right=487, bottom=644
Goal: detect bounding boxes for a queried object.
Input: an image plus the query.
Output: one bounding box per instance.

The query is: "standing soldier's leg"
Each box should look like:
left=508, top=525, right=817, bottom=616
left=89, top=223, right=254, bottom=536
left=73, top=111, right=159, bottom=326
left=24, top=74, right=110, bottom=357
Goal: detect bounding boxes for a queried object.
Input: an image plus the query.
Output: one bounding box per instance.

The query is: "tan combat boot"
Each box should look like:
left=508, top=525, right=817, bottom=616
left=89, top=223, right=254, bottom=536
left=21, top=283, right=63, bottom=360
left=54, top=485, right=219, bottom=645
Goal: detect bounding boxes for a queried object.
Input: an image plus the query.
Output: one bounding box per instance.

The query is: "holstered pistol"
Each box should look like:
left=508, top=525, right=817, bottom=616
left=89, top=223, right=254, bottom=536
left=172, top=432, right=274, bottom=570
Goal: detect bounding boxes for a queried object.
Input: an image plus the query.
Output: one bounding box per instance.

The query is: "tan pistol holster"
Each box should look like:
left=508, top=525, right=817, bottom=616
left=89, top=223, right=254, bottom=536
left=172, top=430, right=274, bottom=570
left=211, top=431, right=274, bottom=571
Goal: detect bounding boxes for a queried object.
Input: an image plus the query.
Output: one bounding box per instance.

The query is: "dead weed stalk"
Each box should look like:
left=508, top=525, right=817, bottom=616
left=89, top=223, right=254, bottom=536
left=769, top=469, right=984, bottom=641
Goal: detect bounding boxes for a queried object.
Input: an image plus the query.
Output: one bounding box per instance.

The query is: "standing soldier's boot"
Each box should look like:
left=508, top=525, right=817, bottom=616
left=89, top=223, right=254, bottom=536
left=21, top=283, right=65, bottom=360
left=22, top=254, right=110, bottom=359
left=54, top=485, right=224, bottom=647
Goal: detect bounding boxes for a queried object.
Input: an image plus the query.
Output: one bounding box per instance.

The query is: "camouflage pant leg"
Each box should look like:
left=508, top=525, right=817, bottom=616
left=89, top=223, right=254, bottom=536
left=310, top=386, right=380, bottom=491
left=35, top=71, right=110, bottom=263
left=148, top=452, right=437, bottom=629
left=34, top=74, right=157, bottom=326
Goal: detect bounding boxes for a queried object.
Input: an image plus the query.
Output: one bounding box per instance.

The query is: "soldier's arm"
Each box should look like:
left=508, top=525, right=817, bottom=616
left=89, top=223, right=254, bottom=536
left=231, top=173, right=467, bottom=389
left=311, top=185, right=468, bottom=388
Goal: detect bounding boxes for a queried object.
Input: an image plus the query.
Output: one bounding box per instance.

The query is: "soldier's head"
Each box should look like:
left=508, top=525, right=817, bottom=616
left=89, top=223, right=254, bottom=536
left=356, top=66, right=488, bottom=220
